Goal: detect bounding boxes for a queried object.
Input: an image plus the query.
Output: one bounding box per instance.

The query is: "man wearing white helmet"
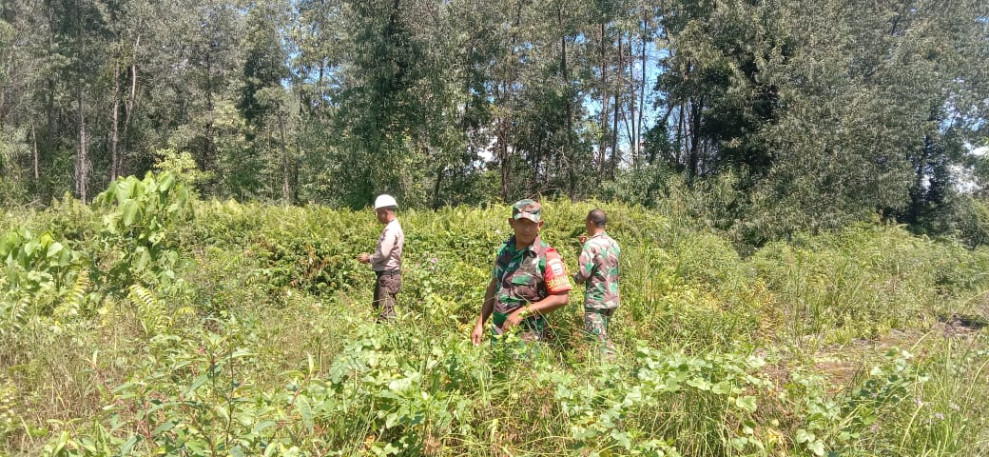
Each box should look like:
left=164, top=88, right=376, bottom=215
left=358, top=194, right=405, bottom=321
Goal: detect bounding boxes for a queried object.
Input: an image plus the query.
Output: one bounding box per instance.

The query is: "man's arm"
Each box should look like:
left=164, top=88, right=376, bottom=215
left=573, top=245, right=594, bottom=285
left=503, top=291, right=569, bottom=330
left=471, top=278, right=498, bottom=344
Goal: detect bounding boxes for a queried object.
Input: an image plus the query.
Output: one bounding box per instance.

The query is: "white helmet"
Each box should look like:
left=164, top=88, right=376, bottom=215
left=374, top=194, right=398, bottom=210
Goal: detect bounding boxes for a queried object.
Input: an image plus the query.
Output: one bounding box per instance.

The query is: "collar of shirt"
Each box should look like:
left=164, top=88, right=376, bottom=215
left=507, top=235, right=541, bottom=257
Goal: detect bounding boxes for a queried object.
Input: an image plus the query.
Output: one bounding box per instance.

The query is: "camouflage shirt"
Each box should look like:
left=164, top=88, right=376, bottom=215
left=574, top=232, right=621, bottom=310
left=491, top=236, right=571, bottom=328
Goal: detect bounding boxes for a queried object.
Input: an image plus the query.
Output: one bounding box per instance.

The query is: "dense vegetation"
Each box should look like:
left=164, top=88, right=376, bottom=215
left=2, top=173, right=988, bottom=456
left=1, top=0, right=988, bottom=246
left=2, top=1, right=988, bottom=454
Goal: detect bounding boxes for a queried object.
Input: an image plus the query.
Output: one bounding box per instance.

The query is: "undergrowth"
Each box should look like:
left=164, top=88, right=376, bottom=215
left=2, top=174, right=988, bottom=456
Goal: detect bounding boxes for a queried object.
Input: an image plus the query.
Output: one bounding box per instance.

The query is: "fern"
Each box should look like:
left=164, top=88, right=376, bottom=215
left=55, top=269, right=89, bottom=318
left=0, top=296, right=30, bottom=339
left=128, top=283, right=169, bottom=335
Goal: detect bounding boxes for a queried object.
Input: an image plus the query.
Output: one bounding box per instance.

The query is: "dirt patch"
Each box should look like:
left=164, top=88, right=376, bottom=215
left=936, top=313, right=987, bottom=337
left=813, top=360, right=863, bottom=391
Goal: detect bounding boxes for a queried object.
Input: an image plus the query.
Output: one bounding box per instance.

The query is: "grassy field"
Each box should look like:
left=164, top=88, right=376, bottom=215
left=2, top=174, right=989, bottom=456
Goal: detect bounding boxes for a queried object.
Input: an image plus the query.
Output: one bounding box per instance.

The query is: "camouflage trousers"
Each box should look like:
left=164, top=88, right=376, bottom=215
left=373, top=271, right=401, bottom=322
left=584, top=308, right=616, bottom=356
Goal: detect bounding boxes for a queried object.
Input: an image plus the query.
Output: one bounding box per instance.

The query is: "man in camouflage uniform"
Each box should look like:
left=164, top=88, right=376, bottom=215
left=573, top=209, right=621, bottom=354
left=470, top=199, right=572, bottom=344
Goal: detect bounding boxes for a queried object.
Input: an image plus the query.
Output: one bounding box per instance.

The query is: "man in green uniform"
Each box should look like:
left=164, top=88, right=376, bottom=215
left=470, top=200, right=572, bottom=344
left=573, top=209, right=621, bottom=354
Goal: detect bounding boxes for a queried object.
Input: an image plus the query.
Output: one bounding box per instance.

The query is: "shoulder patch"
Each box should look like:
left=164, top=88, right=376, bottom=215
left=542, top=247, right=571, bottom=294
left=549, top=257, right=565, bottom=276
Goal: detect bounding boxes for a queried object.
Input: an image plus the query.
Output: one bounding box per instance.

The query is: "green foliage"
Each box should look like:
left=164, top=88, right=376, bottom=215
left=0, top=228, right=88, bottom=337
left=92, top=171, right=192, bottom=290
left=2, top=0, right=987, bottom=246
left=153, top=149, right=214, bottom=190
left=2, top=189, right=989, bottom=456
left=938, top=195, right=989, bottom=248
left=752, top=223, right=989, bottom=342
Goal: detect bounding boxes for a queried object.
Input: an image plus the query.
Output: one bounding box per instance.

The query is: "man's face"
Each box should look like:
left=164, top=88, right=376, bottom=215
left=585, top=218, right=595, bottom=235
left=375, top=208, right=391, bottom=224
left=509, top=218, right=542, bottom=245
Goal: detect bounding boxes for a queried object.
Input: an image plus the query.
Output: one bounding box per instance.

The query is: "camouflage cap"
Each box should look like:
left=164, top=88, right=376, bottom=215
left=512, top=199, right=542, bottom=223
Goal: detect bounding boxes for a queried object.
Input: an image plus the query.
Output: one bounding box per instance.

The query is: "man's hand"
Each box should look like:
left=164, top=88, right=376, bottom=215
left=577, top=234, right=588, bottom=244
left=470, top=322, right=485, bottom=345
left=503, top=309, right=526, bottom=331
left=357, top=253, right=371, bottom=263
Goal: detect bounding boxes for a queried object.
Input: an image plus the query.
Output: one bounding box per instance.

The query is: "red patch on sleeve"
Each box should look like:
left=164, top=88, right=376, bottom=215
left=543, top=249, right=572, bottom=294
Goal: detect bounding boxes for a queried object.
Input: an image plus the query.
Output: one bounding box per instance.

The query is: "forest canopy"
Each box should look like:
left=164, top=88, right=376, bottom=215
left=1, top=0, right=987, bottom=245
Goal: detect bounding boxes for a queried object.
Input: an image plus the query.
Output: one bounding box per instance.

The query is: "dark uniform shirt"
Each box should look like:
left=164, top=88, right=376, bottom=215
left=491, top=235, right=572, bottom=329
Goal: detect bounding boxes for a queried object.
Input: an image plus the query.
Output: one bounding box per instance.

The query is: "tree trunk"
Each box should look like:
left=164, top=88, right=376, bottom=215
left=77, top=85, right=88, bottom=203
left=75, top=0, right=88, bottom=203
left=204, top=46, right=215, bottom=175
left=499, top=118, right=509, bottom=203
left=677, top=102, right=685, bottom=170
left=46, top=7, right=56, bottom=154
left=47, top=78, right=55, bottom=154
left=621, top=36, right=637, bottom=169
left=121, top=33, right=140, bottom=176
left=656, top=105, right=674, bottom=165
left=32, top=123, right=39, bottom=180
left=637, top=19, right=647, bottom=168
left=610, top=35, right=622, bottom=177
left=497, top=1, right=524, bottom=203
left=277, top=109, right=290, bottom=203
left=110, top=44, right=121, bottom=182
left=432, top=166, right=444, bottom=208
left=266, top=124, right=273, bottom=199
left=687, top=96, right=703, bottom=185
left=560, top=16, right=575, bottom=196
left=624, top=36, right=637, bottom=168
left=598, top=22, right=608, bottom=179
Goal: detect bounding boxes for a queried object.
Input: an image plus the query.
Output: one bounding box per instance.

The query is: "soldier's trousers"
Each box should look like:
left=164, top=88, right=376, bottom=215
left=584, top=308, right=616, bottom=355
left=373, top=271, right=401, bottom=322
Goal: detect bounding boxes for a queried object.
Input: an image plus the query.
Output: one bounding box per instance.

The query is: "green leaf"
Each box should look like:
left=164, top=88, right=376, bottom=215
left=160, top=173, right=175, bottom=192
left=46, top=242, right=63, bottom=258
left=730, top=436, right=749, bottom=451
left=57, top=247, right=72, bottom=267
left=389, top=376, right=415, bottom=393
left=252, top=420, right=277, bottom=434
left=187, top=373, right=209, bottom=396
left=686, top=377, right=711, bottom=391
left=119, top=434, right=139, bottom=455
left=23, top=240, right=39, bottom=257
left=122, top=200, right=138, bottom=227
left=712, top=381, right=731, bottom=395
left=296, top=396, right=313, bottom=432
left=116, top=179, right=134, bottom=203
left=135, top=247, right=151, bottom=272
left=735, top=395, right=757, bottom=413
left=151, top=420, right=175, bottom=435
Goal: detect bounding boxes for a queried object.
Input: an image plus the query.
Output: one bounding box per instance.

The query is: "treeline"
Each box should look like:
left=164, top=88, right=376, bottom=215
left=0, top=0, right=987, bottom=244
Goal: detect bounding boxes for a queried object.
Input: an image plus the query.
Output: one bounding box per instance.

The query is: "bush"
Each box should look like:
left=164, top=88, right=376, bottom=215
left=2, top=182, right=989, bottom=456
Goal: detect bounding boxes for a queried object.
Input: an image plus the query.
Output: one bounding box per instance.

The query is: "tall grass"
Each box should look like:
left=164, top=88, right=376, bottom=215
left=0, top=198, right=987, bottom=455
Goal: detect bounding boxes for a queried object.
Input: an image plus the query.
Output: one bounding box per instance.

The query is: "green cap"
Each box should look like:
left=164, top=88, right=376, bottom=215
left=512, top=199, right=542, bottom=223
